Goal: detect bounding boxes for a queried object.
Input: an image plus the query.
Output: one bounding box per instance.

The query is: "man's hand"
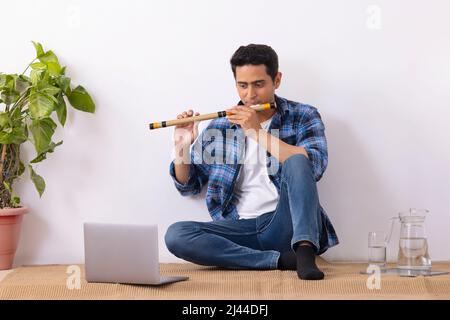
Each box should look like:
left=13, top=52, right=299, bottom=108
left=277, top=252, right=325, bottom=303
left=173, top=109, right=200, bottom=147
left=225, top=105, right=262, bottom=134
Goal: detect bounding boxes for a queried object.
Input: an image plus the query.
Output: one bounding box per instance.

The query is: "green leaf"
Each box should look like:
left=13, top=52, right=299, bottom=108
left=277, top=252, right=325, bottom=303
left=32, top=41, right=44, bottom=57
left=11, top=106, right=23, bottom=122
left=0, top=75, right=15, bottom=90
left=3, top=181, right=21, bottom=207
left=56, top=75, right=71, bottom=95
left=67, top=85, right=95, bottom=113
left=29, top=92, right=55, bottom=119
left=41, top=84, right=61, bottom=96
left=29, top=153, right=46, bottom=164
left=1, top=89, right=20, bottom=105
left=38, top=50, right=62, bottom=76
left=29, top=117, right=56, bottom=155
left=24, top=122, right=28, bottom=137
left=15, top=77, right=30, bottom=94
left=30, top=140, right=63, bottom=163
left=3, top=181, right=12, bottom=193
left=0, top=126, right=28, bottom=144
left=17, top=161, right=25, bottom=176
left=30, top=62, right=47, bottom=70
left=55, top=94, right=67, bottom=126
left=47, top=62, right=62, bottom=76
left=11, top=196, right=20, bottom=207
left=0, top=74, right=7, bottom=88
left=0, top=112, right=10, bottom=127
left=39, top=50, right=59, bottom=64
left=29, top=165, right=45, bottom=197
left=46, top=93, right=58, bottom=105
left=30, top=69, right=46, bottom=86
left=18, top=74, right=31, bottom=83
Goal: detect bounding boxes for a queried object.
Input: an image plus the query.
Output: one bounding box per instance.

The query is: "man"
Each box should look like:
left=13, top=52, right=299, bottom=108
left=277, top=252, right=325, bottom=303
left=165, top=44, right=338, bottom=280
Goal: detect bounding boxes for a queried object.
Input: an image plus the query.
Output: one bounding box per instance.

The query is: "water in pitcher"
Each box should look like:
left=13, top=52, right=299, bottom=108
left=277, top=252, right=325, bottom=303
left=398, top=237, right=431, bottom=270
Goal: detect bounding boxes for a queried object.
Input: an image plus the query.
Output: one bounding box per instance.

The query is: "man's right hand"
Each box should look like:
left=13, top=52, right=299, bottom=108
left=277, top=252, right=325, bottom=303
left=173, top=109, right=200, bottom=147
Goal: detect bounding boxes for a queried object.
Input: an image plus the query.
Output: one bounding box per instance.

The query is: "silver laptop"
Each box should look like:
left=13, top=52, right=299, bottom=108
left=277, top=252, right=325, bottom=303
left=84, top=223, right=188, bottom=285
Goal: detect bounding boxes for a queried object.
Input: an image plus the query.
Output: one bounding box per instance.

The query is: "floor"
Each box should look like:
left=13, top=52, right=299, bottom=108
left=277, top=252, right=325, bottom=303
left=0, top=270, right=13, bottom=283
left=1, top=260, right=449, bottom=299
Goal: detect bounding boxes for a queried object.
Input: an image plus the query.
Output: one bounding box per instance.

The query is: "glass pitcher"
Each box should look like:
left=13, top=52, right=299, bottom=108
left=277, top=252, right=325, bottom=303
left=387, top=208, right=431, bottom=270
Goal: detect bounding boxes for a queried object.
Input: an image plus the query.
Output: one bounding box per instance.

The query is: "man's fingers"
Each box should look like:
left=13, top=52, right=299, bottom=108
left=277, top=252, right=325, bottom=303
left=227, top=115, right=243, bottom=121
left=226, top=108, right=242, bottom=114
left=237, top=106, right=253, bottom=114
left=176, top=109, right=197, bottom=122
left=227, top=111, right=249, bottom=118
left=226, top=105, right=239, bottom=112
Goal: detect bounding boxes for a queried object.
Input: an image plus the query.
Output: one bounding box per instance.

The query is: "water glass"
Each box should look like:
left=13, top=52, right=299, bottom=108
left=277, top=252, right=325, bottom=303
left=368, top=231, right=387, bottom=267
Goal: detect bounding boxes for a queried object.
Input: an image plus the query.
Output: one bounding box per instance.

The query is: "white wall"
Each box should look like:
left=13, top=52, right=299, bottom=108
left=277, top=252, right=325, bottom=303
left=1, top=0, right=449, bottom=266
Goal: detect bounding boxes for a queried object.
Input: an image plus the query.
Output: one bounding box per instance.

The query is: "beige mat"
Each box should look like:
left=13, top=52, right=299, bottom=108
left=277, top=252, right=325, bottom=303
left=1, top=259, right=449, bottom=300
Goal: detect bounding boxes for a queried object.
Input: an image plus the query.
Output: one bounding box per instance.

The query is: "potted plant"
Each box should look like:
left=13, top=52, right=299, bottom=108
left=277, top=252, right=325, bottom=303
left=0, top=41, right=95, bottom=270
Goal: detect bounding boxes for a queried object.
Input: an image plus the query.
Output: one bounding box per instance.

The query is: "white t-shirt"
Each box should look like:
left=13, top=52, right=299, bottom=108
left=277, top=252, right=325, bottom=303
left=235, top=116, right=279, bottom=219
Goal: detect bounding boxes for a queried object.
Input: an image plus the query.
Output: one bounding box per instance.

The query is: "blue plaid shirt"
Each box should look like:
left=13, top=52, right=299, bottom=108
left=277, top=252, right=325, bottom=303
left=169, top=95, right=338, bottom=253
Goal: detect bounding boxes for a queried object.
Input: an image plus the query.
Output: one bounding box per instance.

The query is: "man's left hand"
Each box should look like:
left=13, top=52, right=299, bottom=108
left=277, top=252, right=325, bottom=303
left=226, top=105, right=262, bottom=133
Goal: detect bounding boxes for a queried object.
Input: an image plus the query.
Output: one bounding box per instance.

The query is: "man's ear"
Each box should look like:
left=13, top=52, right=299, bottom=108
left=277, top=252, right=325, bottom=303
left=274, top=72, right=282, bottom=89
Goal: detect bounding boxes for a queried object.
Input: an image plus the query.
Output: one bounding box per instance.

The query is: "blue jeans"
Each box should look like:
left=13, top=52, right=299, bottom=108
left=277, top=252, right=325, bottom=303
left=165, top=154, right=323, bottom=269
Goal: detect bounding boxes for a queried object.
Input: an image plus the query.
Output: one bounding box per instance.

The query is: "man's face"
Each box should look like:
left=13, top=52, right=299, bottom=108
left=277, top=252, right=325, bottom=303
left=235, top=64, right=281, bottom=107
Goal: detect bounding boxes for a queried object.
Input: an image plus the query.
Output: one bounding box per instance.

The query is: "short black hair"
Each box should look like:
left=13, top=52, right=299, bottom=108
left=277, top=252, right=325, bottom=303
left=230, top=44, right=279, bottom=81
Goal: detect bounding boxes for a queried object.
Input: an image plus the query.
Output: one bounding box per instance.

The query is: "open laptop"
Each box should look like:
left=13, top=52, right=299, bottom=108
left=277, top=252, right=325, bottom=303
left=83, top=223, right=189, bottom=285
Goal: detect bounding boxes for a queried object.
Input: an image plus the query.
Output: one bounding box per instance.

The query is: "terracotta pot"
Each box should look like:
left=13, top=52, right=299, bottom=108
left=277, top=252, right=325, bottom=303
left=0, top=207, right=28, bottom=270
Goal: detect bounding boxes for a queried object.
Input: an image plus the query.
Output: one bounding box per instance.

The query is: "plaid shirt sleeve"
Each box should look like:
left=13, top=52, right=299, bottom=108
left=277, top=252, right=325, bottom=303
left=295, top=107, right=328, bottom=181
left=169, top=135, right=210, bottom=196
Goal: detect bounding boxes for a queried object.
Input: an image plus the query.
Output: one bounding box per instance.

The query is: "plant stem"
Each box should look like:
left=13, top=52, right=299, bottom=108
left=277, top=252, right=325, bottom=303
left=0, top=143, right=7, bottom=184
left=10, top=89, right=30, bottom=114
left=0, top=103, right=8, bottom=183
left=21, top=58, right=37, bottom=75
left=10, top=95, right=28, bottom=113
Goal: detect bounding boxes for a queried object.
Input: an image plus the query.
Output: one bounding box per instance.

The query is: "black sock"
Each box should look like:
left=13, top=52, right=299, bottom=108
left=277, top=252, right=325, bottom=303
left=277, top=251, right=297, bottom=270
left=295, top=245, right=324, bottom=280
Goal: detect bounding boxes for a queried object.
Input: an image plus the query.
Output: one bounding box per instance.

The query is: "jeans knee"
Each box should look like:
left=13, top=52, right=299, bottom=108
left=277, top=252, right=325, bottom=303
left=164, top=221, right=196, bottom=257
left=282, top=154, right=313, bottom=180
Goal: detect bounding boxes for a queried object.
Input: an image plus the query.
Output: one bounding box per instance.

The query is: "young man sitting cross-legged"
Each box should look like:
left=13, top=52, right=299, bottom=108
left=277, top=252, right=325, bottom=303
left=165, top=44, right=339, bottom=280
